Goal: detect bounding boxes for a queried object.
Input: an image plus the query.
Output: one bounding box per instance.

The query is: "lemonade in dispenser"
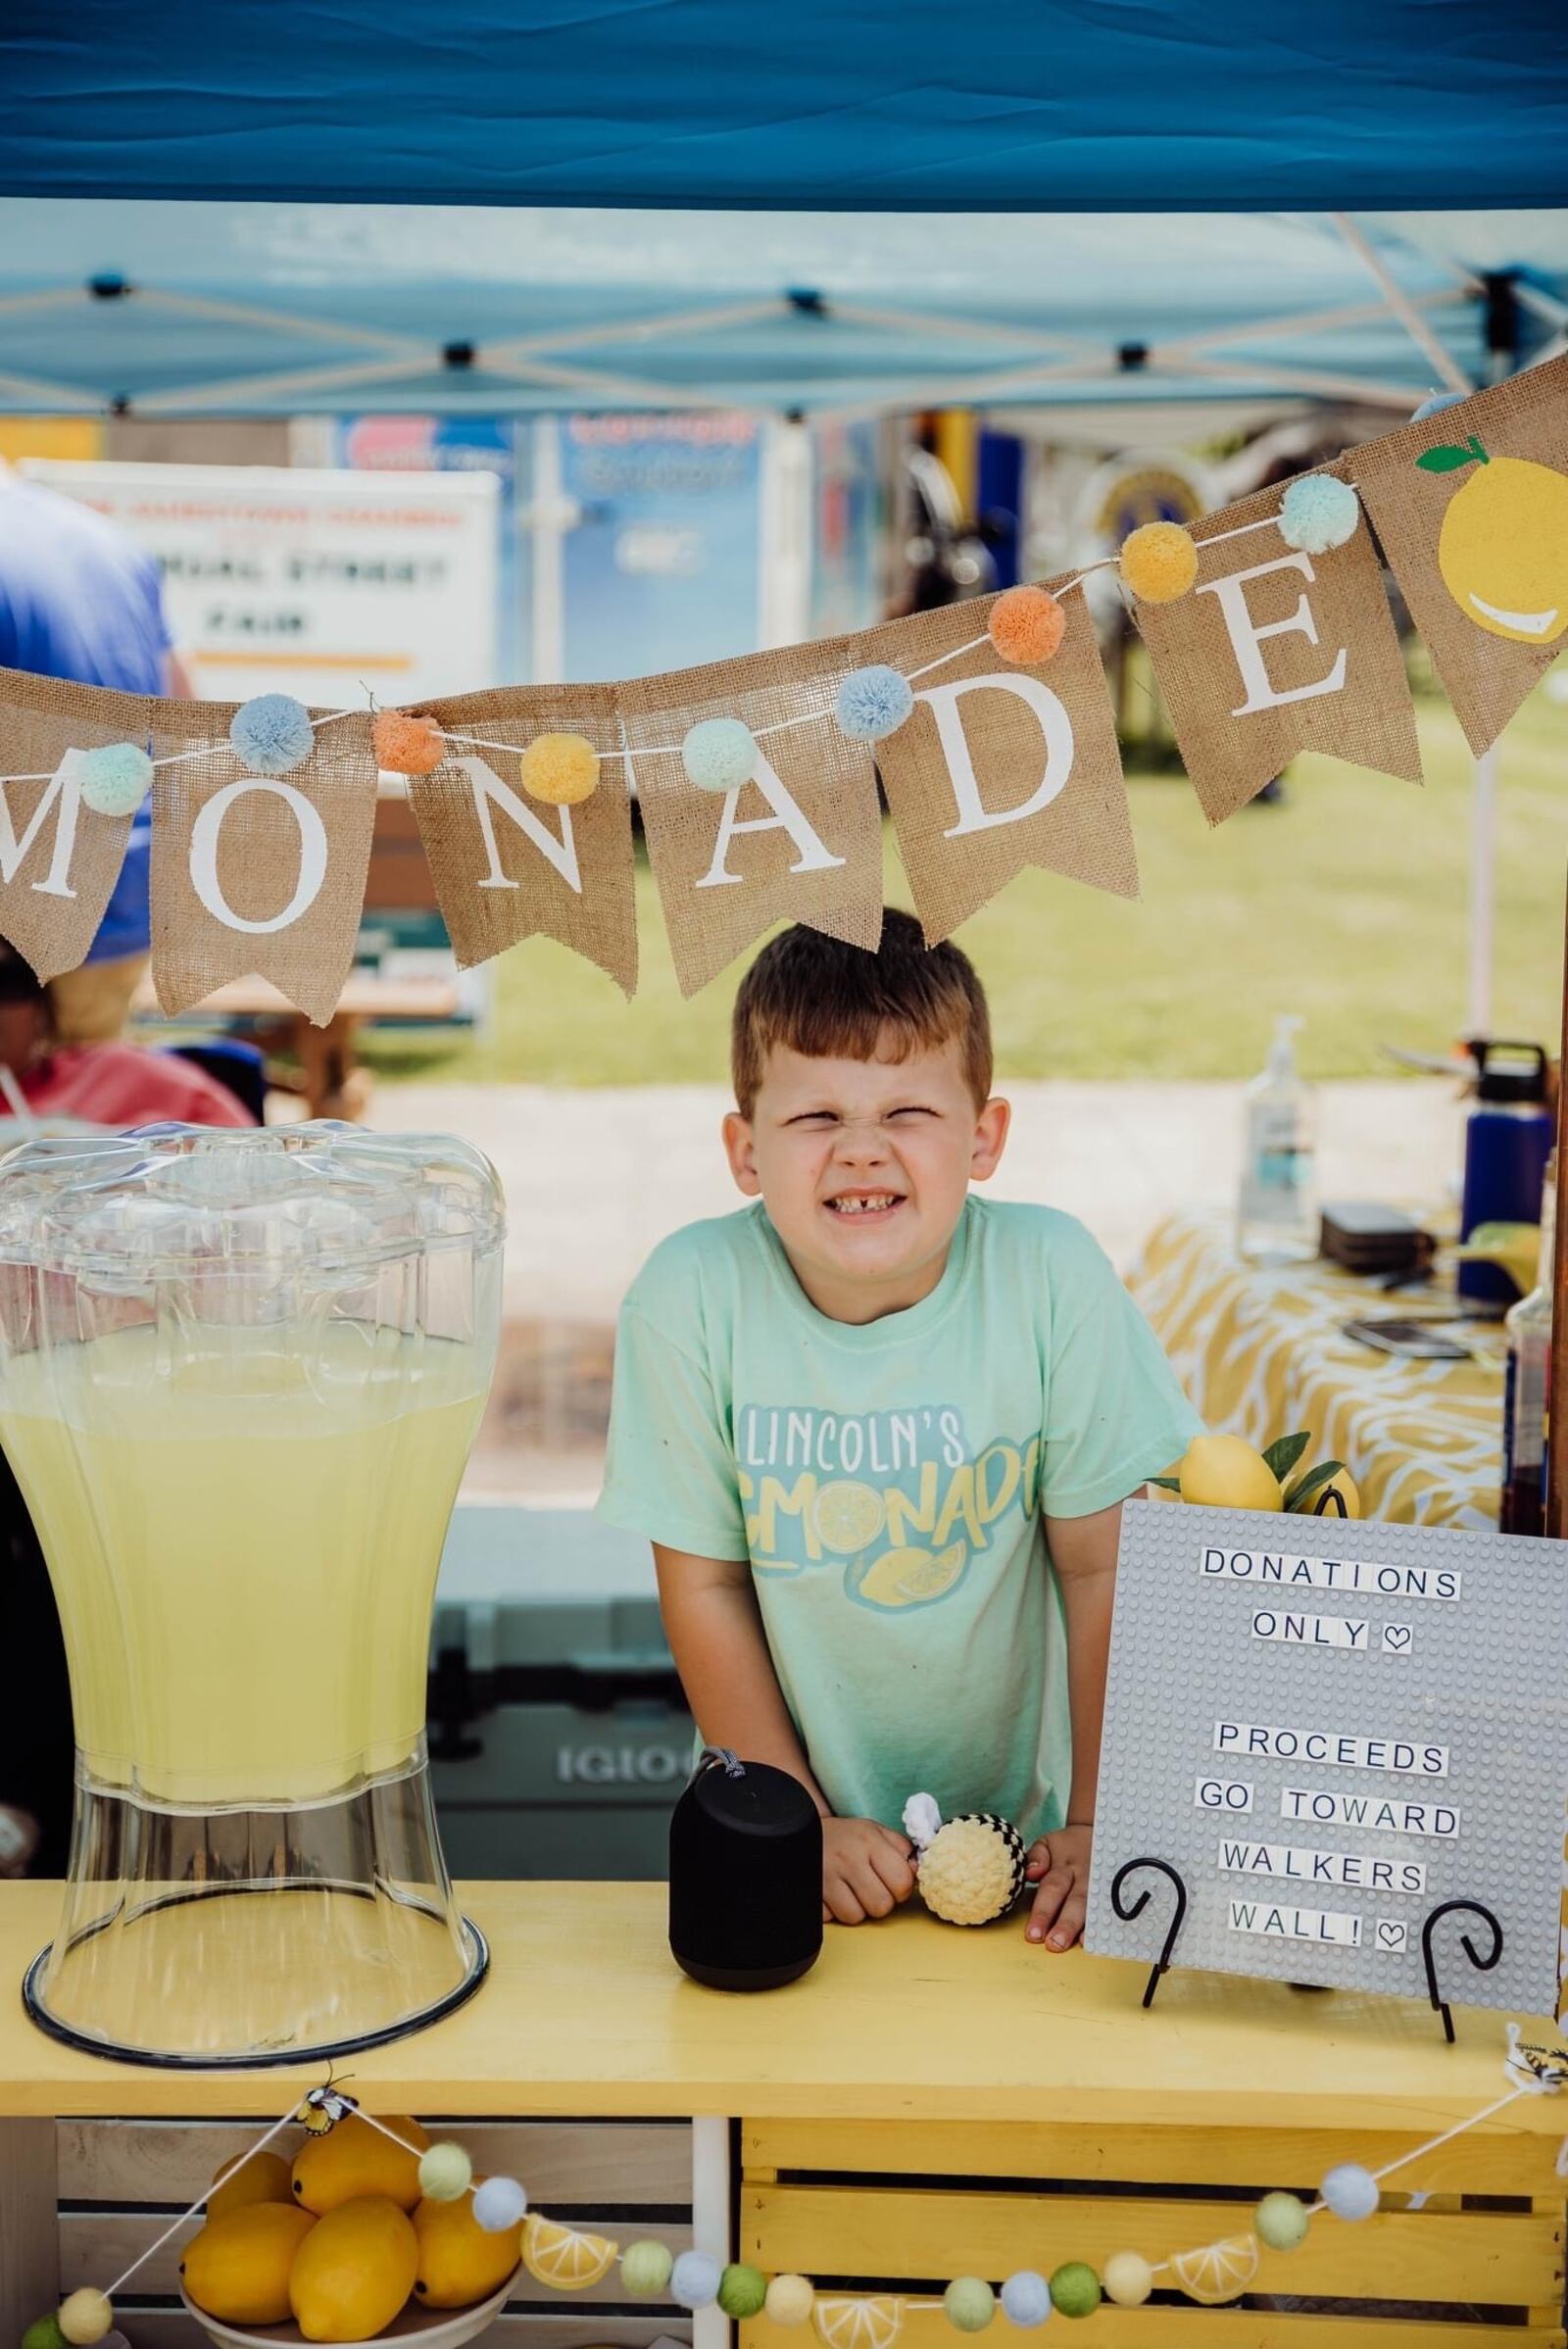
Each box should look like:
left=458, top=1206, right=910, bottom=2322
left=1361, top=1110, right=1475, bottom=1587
left=0, top=1122, right=503, bottom=2065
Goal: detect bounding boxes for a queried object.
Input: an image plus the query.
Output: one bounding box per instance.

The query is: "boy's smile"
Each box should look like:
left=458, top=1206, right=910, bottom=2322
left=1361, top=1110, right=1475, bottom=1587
left=723, top=1032, right=1010, bottom=1324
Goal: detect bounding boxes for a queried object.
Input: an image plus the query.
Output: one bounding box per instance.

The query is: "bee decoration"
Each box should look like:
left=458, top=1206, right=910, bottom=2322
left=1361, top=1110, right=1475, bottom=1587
left=297, top=2069, right=359, bottom=2132
left=1504, top=2023, right=1568, bottom=2093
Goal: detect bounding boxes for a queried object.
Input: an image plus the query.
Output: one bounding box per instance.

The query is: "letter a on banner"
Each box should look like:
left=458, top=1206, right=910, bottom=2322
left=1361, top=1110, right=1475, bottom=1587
left=873, top=592, right=1138, bottom=940
left=621, top=647, right=881, bottom=997
left=410, top=685, right=637, bottom=996
left=152, top=707, right=377, bottom=1025
left=1136, top=479, right=1421, bottom=824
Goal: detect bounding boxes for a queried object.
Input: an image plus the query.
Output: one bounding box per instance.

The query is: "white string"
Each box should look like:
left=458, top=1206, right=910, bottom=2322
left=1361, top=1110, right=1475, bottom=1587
left=103, top=2109, right=301, bottom=2299
left=0, top=705, right=360, bottom=790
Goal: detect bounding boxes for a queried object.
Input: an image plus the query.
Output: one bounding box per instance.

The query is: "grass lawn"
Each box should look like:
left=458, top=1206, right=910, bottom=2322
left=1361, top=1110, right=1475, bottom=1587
left=362, top=684, right=1568, bottom=1086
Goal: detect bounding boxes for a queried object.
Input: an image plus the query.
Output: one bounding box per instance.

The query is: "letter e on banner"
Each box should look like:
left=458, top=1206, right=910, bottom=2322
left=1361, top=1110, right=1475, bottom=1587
left=1197, top=551, right=1348, bottom=717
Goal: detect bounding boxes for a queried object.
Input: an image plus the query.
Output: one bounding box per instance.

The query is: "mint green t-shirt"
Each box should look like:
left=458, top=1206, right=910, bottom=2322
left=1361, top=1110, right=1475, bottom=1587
left=597, top=1196, right=1200, bottom=1843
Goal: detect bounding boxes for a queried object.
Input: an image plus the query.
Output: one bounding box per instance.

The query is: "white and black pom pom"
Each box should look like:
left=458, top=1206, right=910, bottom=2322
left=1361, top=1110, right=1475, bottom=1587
left=903, top=1793, right=1028, bottom=1926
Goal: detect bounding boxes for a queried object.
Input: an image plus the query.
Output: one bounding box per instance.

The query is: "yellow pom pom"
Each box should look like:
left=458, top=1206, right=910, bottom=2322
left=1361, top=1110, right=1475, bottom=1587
left=520, top=732, right=599, bottom=807
left=1119, top=520, right=1199, bottom=604
left=58, top=2293, right=113, bottom=2346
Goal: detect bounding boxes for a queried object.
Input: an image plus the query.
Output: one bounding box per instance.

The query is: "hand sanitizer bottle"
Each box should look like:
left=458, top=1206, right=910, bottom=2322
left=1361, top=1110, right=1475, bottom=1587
left=1238, top=1014, right=1317, bottom=1263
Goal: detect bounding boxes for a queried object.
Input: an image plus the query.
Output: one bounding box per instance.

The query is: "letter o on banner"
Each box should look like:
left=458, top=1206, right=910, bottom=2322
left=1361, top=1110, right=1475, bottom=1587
left=188, top=778, right=329, bottom=935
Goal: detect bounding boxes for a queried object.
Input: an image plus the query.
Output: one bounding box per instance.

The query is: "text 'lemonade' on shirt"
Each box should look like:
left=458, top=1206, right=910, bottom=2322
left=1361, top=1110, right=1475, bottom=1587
left=598, top=1196, right=1200, bottom=1844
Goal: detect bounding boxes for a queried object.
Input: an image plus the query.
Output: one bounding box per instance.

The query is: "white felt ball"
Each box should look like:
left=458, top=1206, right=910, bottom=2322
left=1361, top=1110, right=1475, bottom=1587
left=670, top=2251, right=721, bottom=2310
left=1321, top=2163, right=1379, bottom=2222
left=77, top=742, right=153, bottom=818
left=472, top=2174, right=529, bottom=2232
left=1101, top=2251, right=1153, bottom=2308
left=417, top=2141, right=473, bottom=2201
left=765, top=2276, right=816, bottom=2327
left=1000, top=2271, right=1052, bottom=2326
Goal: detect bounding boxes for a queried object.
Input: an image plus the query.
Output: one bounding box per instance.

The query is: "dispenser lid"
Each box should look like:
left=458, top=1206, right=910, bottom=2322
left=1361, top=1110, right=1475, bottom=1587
left=0, top=1121, right=505, bottom=1278
left=1469, top=1041, right=1549, bottom=1104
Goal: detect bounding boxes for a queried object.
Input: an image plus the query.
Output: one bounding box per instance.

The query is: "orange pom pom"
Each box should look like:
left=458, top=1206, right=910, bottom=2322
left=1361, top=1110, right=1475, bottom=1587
left=372, top=710, right=445, bottom=776
left=520, top=732, right=599, bottom=807
left=1119, top=521, right=1199, bottom=605
left=988, top=584, right=1066, bottom=665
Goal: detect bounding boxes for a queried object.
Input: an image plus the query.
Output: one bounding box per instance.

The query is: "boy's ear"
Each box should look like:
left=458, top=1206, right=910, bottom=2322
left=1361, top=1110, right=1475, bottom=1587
left=722, top=1109, right=761, bottom=1196
left=970, top=1095, right=1011, bottom=1183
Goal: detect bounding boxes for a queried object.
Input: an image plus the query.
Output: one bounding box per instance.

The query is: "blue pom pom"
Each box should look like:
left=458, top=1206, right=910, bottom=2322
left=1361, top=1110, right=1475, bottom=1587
left=229, top=693, right=316, bottom=776
left=1320, top=2162, right=1379, bottom=2223
left=77, top=742, right=153, bottom=818
left=835, top=663, right=914, bottom=744
left=1279, top=474, right=1360, bottom=557
left=1000, top=2272, right=1053, bottom=2327
left=1411, top=389, right=1468, bottom=421
left=682, top=717, right=757, bottom=794
left=670, top=2252, right=721, bottom=2311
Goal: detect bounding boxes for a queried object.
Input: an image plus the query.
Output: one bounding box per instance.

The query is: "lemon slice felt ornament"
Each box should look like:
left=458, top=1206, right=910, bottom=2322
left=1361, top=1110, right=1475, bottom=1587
left=521, top=2214, right=619, bottom=2290
left=812, top=2295, right=904, bottom=2349
left=1170, top=2234, right=1259, bottom=2305
left=903, top=1792, right=1028, bottom=1926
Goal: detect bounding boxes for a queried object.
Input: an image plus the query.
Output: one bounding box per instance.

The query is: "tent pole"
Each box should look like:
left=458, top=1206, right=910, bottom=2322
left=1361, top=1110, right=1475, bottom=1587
left=1547, top=870, right=1568, bottom=1539
left=1466, top=745, right=1498, bottom=1038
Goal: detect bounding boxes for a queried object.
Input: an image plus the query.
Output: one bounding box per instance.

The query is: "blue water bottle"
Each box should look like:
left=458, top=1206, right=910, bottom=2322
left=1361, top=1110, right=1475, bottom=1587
left=1458, top=1041, right=1553, bottom=1306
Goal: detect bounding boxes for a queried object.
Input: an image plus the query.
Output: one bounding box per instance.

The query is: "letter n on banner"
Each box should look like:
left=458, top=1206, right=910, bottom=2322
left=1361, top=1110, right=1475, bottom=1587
left=871, top=591, right=1138, bottom=940
left=1135, top=482, right=1421, bottom=824
left=620, top=648, right=882, bottom=997
left=152, top=708, right=377, bottom=1025
left=410, top=686, right=637, bottom=997
left=1352, top=353, right=1568, bottom=757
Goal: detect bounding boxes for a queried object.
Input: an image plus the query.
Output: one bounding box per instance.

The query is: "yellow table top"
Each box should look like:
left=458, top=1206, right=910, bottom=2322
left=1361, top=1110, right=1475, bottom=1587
left=0, top=1881, right=1559, bottom=2137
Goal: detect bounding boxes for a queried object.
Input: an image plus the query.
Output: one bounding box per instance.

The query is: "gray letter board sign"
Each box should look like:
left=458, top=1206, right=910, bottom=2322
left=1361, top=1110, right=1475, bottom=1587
left=1084, top=1500, right=1568, bottom=2014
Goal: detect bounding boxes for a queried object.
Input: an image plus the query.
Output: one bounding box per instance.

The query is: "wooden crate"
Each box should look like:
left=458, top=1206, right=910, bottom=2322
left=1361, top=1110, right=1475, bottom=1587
left=6, top=2114, right=698, bottom=2349
left=739, top=2118, right=1567, bottom=2349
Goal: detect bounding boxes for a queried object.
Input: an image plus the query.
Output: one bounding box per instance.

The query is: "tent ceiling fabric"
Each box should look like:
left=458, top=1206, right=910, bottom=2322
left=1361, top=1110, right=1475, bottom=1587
left=4, top=3, right=1567, bottom=212
left=0, top=200, right=1562, bottom=416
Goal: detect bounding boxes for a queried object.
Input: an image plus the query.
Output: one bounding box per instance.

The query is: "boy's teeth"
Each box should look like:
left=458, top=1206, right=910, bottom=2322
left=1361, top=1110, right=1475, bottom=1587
left=830, top=1194, right=898, bottom=1214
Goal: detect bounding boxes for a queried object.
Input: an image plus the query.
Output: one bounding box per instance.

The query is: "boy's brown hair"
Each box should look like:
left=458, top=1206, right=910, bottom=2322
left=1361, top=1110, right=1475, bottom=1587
left=731, top=910, right=993, bottom=1118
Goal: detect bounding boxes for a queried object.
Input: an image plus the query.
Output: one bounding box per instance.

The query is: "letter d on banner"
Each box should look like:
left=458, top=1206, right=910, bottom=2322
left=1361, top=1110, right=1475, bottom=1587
left=152, top=710, right=378, bottom=1025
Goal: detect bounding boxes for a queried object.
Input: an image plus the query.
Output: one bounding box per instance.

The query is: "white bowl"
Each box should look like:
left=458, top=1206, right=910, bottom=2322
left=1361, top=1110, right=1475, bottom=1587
left=180, top=2268, right=518, bottom=2349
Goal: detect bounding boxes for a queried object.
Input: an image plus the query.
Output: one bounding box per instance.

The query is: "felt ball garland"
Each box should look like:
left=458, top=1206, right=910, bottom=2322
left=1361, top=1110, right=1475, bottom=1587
left=417, top=2141, right=473, bottom=2201
left=1118, top=520, right=1198, bottom=605
left=670, top=2249, right=722, bottom=2310
left=1279, top=474, right=1360, bottom=556
left=56, top=2295, right=112, bottom=2348
left=943, top=2277, right=995, bottom=2331
left=999, top=2271, right=1051, bottom=2328
left=229, top=693, right=316, bottom=776
left=520, top=731, right=600, bottom=807
left=472, top=2174, right=528, bottom=2232
left=682, top=715, right=758, bottom=793
left=835, top=663, right=914, bottom=744
left=988, top=584, right=1065, bottom=665
left=1048, top=2263, right=1101, bottom=2320
left=766, top=2274, right=816, bottom=2326
left=371, top=710, right=445, bottom=776
left=718, top=2263, right=769, bottom=2320
left=622, top=2240, right=675, bottom=2298
left=76, top=742, right=154, bottom=818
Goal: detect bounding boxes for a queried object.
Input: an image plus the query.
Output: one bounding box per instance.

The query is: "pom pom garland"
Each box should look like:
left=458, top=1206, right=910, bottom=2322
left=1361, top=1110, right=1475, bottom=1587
left=1048, top=2264, right=1101, bottom=2321
left=682, top=716, right=758, bottom=793
left=372, top=710, right=445, bottom=776
left=1101, top=2252, right=1152, bottom=2308
left=670, top=2250, right=722, bottom=2310
left=765, top=2275, right=816, bottom=2326
left=621, top=2240, right=675, bottom=2299
left=1279, top=475, right=1360, bottom=557
left=1254, top=2189, right=1311, bottom=2251
left=229, top=693, right=316, bottom=776
left=1320, top=2163, right=1379, bottom=2223
left=944, top=2277, right=996, bottom=2332
left=999, top=2271, right=1052, bottom=2328
left=1119, top=521, right=1198, bottom=605
left=76, top=742, right=153, bottom=818
left=472, top=2175, right=529, bottom=2233
left=988, top=584, right=1066, bottom=665
left=718, top=2265, right=769, bottom=2320
left=57, top=2295, right=114, bottom=2348
left=520, top=732, right=600, bottom=807
left=835, top=663, right=914, bottom=744
left=416, top=2141, right=473, bottom=2202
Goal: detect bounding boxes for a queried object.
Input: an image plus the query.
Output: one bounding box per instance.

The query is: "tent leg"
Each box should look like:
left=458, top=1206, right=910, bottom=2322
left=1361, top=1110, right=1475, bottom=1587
left=1466, top=746, right=1498, bottom=1039
left=1547, top=870, right=1568, bottom=1541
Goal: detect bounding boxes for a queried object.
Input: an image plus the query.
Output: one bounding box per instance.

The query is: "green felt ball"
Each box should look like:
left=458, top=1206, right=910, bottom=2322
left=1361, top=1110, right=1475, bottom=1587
left=417, top=2141, right=473, bottom=2202
left=23, top=2318, right=69, bottom=2349
left=1255, top=2190, right=1311, bottom=2252
left=943, top=2278, right=995, bottom=2332
left=1049, top=2263, right=1102, bottom=2320
left=621, top=2241, right=675, bottom=2300
left=718, top=2266, right=769, bottom=2321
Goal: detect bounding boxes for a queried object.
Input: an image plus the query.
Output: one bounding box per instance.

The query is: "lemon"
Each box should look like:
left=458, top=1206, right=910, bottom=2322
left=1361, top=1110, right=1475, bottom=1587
left=521, top=2213, right=619, bottom=2291
left=181, top=2201, right=318, bottom=2325
left=1170, top=2234, right=1259, bottom=2306
left=853, top=1541, right=967, bottom=1608
left=289, top=2196, right=419, bottom=2342
left=207, top=2147, right=293, bottom=2224
left=1436, top=451, right=1568, bottom=644
left=1177, top=1434, right=1282, bottom=1512
left=292, top=2113, right=428, bottom=2216
left=813, top=1479, right=885, bottom=1555
left=812, top=2296, right=904, bottom=2349
left=413, top=2187, right=523, bottom=2308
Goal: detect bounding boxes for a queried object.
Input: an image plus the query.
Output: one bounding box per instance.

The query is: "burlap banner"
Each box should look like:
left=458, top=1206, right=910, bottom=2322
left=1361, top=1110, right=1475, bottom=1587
left=871, top=588, right=1139, bottom=941
left=1353, top=351, right=1568, bottom=758
left=411, top=686, right=637, bottom=997
left=152, top=707, right=376, bottom=1025
left=620, top=645, right=883, bottom=998
left=1136, top=479, right=1422, bottom=824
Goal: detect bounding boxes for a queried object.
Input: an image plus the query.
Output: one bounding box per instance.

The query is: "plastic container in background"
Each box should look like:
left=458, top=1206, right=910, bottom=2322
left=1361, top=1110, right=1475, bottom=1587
left=1460, top=1043, right=1554, bottom=1307
left=1238, top=1014, right=1317, bottom=1264
left=1501, top=1154, right=1555, bottom=1538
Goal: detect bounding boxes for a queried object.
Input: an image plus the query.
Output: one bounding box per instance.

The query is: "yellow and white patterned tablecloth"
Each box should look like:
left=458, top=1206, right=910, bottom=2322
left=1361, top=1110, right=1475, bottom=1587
left=1127, top=1206, right=1508, bottom=1529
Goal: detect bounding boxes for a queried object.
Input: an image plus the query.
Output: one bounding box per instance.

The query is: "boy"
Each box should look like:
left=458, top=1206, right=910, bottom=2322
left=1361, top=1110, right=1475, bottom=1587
left=598, top=913, right=1200, bottom=1946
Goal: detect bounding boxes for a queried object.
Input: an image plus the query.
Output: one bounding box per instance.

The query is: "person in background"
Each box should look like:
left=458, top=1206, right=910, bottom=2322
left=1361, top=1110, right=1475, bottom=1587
left=0, top=946, right=253, bottom=1129
left=0, top=457, right=197, bottom=1040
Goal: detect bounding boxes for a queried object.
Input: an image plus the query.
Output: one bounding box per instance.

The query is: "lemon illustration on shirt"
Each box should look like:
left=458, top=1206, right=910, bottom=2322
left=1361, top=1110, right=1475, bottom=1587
left=852, top=1541, right=968, bottom=1609
left=812, top=1479, right=886, bottom=1555
left=1421, top=434, right=1568, bottom=643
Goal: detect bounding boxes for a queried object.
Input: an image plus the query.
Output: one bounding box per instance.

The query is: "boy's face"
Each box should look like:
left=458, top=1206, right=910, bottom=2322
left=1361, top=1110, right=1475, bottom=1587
left=722, top=1030, right=1009, bottom=1322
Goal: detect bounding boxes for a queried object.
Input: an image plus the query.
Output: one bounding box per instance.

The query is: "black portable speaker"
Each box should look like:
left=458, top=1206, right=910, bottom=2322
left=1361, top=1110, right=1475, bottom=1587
left=668, top=1749, right=823, bottom=1991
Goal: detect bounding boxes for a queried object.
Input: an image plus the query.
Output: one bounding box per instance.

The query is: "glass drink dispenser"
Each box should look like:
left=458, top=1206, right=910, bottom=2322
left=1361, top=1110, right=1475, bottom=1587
left=0, top=1123, right=503, bottom=2066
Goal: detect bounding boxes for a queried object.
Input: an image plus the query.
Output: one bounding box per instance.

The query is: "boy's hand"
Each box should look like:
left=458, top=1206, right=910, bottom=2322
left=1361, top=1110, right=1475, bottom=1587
left=1023, top=1823, right=1092, bottom=1950
left=822, top=1816, right=915, bottom=1924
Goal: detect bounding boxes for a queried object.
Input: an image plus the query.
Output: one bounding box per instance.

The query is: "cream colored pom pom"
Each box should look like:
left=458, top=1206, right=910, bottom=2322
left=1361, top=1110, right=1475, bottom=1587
left=915, top=1813, right=1027, bottom=1926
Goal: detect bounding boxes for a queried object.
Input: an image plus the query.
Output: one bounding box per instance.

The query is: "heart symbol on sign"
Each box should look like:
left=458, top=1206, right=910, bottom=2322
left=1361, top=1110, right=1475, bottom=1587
left=1383, top=1625, right=1412, bottom=1652
left=1377, top=1923, right=1406, bottom=1950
